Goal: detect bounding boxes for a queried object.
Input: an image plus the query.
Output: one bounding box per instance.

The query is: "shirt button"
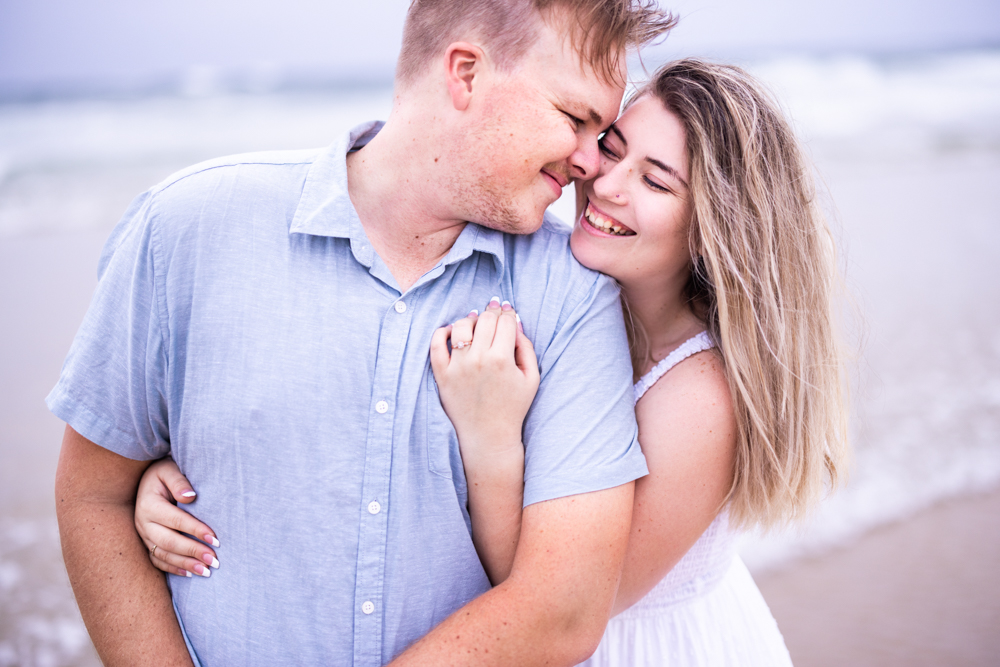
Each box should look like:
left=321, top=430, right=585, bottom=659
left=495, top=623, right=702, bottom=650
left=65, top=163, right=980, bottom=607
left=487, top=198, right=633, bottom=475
left=394, top=301, right=407, bottom=314
left=368, top=500, right=381, bottom=515
left=362, top=601, right=375, bottom=615
left=375, top=400, right=389, bottom=414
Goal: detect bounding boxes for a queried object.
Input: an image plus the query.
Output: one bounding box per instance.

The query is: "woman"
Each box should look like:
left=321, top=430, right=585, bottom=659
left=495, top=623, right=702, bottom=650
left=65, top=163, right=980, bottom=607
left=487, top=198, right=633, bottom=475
left=134, top=59, right=848, bottom=665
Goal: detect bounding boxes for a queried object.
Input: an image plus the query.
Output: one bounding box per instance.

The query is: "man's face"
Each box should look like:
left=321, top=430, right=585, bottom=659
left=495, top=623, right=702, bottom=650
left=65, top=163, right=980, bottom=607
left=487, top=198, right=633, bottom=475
left=455, top=15, right=626, bottom=234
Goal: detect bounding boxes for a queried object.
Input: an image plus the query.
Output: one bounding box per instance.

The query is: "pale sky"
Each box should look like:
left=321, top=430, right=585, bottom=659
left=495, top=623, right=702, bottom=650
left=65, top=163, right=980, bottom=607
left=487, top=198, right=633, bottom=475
left=1, top=0, right=998, bottom=97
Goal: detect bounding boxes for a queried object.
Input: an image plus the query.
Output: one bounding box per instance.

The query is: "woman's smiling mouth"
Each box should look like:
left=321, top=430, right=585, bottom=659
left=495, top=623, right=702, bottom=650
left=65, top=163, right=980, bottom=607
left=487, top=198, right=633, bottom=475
left=583, top=200, right=636, bottom=236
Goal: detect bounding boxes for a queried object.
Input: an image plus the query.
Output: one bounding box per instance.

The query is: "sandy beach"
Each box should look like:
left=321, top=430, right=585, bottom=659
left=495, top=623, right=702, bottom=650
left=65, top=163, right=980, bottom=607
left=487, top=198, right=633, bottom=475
left=758, top=488, right=1000, bottom=667
left=1, top=54, right=999, bottom=665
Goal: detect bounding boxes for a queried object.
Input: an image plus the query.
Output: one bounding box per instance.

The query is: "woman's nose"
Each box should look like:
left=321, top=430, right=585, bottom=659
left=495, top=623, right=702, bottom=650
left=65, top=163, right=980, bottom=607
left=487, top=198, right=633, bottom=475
left=592, top=166, right=628, bottom=206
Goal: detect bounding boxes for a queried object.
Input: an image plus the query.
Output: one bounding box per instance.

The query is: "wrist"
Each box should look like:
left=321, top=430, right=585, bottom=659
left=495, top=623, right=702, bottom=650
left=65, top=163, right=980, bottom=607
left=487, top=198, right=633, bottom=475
left=459, top=436, right=524, bottom=482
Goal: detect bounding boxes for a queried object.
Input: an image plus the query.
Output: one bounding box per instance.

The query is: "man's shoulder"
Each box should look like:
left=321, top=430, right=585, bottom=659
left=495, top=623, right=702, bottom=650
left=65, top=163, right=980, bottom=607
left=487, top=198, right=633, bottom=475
left=101, top=148, right=326, bottom=272
left=505, top=211, right=613, bottom=293
left=148, top=148, right=324, bottom=206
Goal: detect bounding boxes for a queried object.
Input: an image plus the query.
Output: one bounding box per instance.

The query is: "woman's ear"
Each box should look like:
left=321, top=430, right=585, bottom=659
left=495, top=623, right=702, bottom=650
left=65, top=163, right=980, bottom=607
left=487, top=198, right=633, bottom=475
left=444, top=42, right=486, bottom=111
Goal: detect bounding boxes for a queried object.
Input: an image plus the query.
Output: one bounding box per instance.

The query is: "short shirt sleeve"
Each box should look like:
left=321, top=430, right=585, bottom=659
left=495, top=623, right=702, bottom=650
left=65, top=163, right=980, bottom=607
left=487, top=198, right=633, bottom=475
left=521, top=272, right=648, bottom=507
left=46, top=190, right=171, bottom=460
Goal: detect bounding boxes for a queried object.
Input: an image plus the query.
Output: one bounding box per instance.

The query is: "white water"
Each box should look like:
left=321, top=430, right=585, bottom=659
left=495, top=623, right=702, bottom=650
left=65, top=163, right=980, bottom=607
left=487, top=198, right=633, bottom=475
left=1, top=50, right=999, bottom=664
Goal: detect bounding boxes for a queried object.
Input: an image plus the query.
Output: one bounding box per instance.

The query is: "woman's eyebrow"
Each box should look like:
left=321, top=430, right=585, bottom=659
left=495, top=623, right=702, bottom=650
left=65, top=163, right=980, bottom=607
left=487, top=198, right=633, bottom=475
left=609, top=123, right=689, bottom=189
left=609, top=124, right=627, bottom=146
left=645, top=156, right=689, bottom=190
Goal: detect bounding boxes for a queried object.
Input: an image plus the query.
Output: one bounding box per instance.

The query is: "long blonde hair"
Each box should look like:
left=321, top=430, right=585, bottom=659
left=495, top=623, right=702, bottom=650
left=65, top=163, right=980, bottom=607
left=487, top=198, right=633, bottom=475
left=630, top=59, right=849, bottom=529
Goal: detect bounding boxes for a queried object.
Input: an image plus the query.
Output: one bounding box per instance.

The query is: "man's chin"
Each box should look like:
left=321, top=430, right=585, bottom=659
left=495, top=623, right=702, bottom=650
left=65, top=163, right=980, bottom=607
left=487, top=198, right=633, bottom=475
left=475, top=207, right=546, bottom=235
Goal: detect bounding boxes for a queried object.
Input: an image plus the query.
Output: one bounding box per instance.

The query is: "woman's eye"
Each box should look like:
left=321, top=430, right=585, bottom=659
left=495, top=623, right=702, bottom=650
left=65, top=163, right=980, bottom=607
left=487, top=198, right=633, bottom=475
left=598, top=137, right=619, bottom=159
left=643, top=176, right=670, bottom=193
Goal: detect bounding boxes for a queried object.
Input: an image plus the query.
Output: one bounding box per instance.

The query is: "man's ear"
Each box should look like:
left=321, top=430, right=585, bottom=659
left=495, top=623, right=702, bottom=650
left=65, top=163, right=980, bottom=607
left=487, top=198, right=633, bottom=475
left=444, top=42, right=486, bottom=111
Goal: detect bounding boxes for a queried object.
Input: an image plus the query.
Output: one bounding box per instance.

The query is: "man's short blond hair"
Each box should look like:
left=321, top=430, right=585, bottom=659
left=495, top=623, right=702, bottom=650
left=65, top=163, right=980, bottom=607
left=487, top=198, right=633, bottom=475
left=396, top=0, right=676, bottom=87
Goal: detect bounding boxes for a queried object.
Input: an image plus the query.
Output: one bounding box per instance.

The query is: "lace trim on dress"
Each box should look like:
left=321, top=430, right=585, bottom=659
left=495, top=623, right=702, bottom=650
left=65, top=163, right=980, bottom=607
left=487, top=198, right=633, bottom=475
left=633, top=331, right=715, bottom=404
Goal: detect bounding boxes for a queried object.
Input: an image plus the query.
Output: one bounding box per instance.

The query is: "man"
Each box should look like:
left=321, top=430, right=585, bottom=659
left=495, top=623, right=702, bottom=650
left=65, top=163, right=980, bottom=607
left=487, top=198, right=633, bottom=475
left=49, top=1, right=674, bottom=665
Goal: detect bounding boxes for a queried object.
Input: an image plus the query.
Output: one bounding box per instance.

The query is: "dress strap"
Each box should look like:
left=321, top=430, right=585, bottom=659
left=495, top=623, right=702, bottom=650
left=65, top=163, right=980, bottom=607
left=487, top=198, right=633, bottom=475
left=633, top=331, right=715, bottom=404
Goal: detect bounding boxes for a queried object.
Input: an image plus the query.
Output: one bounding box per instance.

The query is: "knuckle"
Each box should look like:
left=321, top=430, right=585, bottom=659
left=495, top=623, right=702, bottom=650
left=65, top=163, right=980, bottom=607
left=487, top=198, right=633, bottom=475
left=166, top=513, right=186, bottom=532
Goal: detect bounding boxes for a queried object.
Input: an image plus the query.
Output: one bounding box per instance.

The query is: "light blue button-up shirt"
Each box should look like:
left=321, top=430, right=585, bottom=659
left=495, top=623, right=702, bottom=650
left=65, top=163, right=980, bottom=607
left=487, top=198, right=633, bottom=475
left=47, top=121, right=647, bottom=666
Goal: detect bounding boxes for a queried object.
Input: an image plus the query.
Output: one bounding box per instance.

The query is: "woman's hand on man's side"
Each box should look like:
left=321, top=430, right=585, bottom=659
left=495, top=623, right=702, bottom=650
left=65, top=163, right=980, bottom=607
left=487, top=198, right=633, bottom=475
left=134, top=457, right=220, bottom=578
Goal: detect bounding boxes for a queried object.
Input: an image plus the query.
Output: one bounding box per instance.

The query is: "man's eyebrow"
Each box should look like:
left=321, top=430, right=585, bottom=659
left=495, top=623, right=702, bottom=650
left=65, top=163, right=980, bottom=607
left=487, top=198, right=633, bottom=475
left=588, top=107, right=604, bottom=126
left=645, top=156, right=689, bottom=189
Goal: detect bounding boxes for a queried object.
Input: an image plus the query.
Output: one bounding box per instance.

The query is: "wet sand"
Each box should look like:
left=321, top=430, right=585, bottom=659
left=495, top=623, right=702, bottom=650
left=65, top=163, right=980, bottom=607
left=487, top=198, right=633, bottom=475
left=756, top=488, right=1000, bottom=667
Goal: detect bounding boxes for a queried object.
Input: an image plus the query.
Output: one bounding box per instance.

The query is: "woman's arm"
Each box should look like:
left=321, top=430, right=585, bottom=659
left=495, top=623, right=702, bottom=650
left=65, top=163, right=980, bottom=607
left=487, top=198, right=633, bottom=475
left=612, top=349, right=737, bottom=614
left=429, top=298, right=539, bottom=585
left=135, top=298, right=538, bottom=586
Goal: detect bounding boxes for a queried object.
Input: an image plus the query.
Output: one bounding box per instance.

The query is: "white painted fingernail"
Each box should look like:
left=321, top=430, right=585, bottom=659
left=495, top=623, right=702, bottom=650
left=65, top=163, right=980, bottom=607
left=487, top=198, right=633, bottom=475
left=469, top=309, right=478, bottom=316
left=501, top=300, right=511, bottom=307
left=210, top=557, right=220, bottom=569
left=515, top=313, right=521, bottom=323
left=207, top=535, right=220, bottom=548
left=185, top=570, right=192, bottom=577
left=490, top=296, right=500, bottom=304
left=198, top=566, right=211, bottom=578
left=181, top=490, right=197, bottom=498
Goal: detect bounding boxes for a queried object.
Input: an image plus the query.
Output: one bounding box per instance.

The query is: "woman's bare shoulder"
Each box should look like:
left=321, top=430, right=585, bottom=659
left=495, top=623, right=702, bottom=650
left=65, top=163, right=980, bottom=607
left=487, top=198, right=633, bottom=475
left=635, top=349, right=736, bottom=459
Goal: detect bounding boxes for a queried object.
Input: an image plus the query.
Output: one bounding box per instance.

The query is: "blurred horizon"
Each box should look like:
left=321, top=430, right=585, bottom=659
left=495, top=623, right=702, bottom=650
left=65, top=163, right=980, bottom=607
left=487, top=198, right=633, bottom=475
left=1, top=0, right=998, bottom=102
left=2, top=2, right=999, bottom=665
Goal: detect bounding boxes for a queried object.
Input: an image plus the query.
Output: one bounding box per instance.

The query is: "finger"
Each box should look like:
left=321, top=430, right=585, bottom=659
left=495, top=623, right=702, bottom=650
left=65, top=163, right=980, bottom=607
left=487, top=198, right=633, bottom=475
left=138, top=496, right=219, bottom=548
left=514, top=325, right=540, bottom=381
left=450, top=316, right=476, bottom=351
left=151, top=550, right=210, bottom=578
left=143, top=531, right=214, bottom=578
left=491, top=305, right=518, bottom=358
left=152, top=458, right=198, bottom=504
left=150, top=551, right=194, bottom=578
left=430, top=325, right=452, bottom=376
left=471, top=297, right=502, bottom=352
left=145, top=521, right=219, bottom=570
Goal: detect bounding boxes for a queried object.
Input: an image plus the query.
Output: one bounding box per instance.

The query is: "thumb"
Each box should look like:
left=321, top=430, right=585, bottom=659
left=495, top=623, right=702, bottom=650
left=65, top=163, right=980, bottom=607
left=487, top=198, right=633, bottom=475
left=154, top=458, right=198, bottom=505
left=430, top=325, right=452, bottom=381
left=514, top=326, right=539, bottom=381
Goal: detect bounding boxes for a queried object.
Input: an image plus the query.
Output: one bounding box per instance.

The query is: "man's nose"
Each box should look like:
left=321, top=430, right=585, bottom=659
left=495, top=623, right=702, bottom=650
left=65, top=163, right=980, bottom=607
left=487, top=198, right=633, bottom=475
left=568, top=135, right=601, bottom=181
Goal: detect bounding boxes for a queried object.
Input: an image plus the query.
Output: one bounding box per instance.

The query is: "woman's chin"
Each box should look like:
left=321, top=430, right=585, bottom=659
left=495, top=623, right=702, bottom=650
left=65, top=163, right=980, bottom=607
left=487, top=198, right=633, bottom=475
left=570, top=226, right=616, bottom=277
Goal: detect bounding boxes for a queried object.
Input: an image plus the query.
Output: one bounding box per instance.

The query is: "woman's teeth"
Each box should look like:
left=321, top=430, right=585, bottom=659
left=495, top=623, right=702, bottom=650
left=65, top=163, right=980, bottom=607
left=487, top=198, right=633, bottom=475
left=584, top=204, right=634, bottom=236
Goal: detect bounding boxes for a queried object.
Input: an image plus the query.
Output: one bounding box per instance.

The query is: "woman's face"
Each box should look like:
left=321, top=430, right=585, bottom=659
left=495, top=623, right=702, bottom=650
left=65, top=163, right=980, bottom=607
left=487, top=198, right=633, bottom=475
left=569, top=95, right=693, bottom=291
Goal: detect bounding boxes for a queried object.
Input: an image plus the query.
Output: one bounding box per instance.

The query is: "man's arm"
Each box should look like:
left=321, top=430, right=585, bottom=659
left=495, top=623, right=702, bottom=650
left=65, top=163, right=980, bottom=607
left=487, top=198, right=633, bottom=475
left=55, top=425, right=193, bottom=667
left=389, top=481, right=634, bottom=667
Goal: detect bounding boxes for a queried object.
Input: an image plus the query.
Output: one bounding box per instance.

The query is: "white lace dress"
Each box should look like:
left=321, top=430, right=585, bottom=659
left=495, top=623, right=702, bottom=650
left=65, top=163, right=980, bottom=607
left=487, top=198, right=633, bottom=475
left=578, top=332, right=793, bottom=667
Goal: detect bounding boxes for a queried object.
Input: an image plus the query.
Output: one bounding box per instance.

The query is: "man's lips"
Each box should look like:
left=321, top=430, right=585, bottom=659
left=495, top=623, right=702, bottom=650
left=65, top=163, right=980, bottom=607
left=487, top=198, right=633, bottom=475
left=541, top=169, right=568, bottom=197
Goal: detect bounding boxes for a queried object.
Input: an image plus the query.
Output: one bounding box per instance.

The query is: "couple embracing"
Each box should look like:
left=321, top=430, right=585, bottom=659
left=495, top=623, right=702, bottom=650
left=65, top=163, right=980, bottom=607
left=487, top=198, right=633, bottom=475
left=49, top=0, right=848, bottom=665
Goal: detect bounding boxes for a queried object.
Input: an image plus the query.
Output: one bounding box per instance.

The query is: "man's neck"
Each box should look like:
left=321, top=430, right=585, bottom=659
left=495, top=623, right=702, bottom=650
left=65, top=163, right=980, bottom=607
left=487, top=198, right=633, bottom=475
left=345, top=115, right=467, bottom=293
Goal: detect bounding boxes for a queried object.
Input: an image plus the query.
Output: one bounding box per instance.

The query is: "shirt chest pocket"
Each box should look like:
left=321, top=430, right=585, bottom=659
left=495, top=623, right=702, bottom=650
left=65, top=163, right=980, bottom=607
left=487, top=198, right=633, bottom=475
left=424, top=372, right=469, bottom=493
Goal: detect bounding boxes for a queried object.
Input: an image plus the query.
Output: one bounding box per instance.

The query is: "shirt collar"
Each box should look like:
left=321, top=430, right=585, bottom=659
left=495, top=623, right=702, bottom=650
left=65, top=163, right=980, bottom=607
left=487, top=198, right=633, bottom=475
left=289, top=120, right=381, bottom=243
left=289, top=120, right=507, bottom=277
